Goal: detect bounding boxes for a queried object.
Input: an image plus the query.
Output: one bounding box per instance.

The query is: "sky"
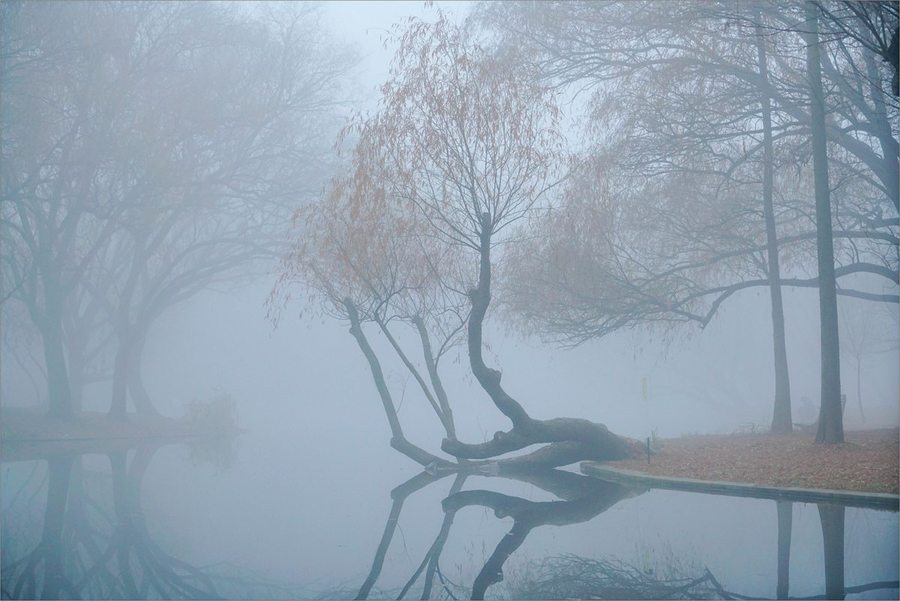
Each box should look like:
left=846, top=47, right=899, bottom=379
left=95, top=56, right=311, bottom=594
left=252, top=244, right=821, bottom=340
left=321, top=1, right=471, bottom=110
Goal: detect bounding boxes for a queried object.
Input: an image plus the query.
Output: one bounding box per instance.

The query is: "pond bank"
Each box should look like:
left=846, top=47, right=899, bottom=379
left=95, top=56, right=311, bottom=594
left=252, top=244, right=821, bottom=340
left=584, top=428, right=898, bottom=504
left=1, top=408, right=240, bottom=451
left=581, top=462, right=899, bottom=511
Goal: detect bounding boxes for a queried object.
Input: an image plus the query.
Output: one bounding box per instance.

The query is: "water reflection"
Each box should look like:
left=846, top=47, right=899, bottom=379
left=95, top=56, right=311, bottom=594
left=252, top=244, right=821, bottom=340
left=1, top=441, right=897, bottom=600
left=1, top=444, right=219, bottom=600
left=355, top=467, right=898, bottom=600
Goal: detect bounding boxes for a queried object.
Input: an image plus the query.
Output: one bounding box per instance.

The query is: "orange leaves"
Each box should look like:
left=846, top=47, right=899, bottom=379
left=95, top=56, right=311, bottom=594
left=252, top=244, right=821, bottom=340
left=610, top=429, right=899, bottom=494
left=279, top=10, right=565, bottom=332
left=357, top=13, right=566, bottom=247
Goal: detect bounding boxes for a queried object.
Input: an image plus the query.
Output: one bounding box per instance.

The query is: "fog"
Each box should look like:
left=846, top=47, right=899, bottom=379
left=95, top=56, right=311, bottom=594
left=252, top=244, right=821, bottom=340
left=1, top=1, right=898, bottom=599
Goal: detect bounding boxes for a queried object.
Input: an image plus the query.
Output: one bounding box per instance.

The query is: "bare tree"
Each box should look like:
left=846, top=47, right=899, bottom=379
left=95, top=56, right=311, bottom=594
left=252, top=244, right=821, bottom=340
left=479, top=1, right=897, bottom=441
left=838, top=297, right=898, bottom=421
left=1, top=1, right=354, bottom=419
left=805, top=0, right=844, bottom=443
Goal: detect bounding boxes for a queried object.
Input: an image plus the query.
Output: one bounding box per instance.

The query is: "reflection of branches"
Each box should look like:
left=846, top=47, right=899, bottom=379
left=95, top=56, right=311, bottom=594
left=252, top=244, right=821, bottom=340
left=2, top=456, right=77, bottom=599
left=356, top=471, right=468, bottom=600
left=355, top=467, right=643, bottom=601
left=105, top=448, right=220, bottom=599
left=443, top=471, right=639, bottom=600
left=1, top=445, right=222, bottom=599
left=509, top=555, right=726, bottom=600
left=356, top=472, right=443, bottom=599
left=396, top=474, right=467, bottom=600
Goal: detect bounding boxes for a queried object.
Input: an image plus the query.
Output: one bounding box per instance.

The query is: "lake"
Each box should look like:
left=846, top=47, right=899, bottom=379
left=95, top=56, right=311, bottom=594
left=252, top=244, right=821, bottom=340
left=1, top=427, right=897, bottom=600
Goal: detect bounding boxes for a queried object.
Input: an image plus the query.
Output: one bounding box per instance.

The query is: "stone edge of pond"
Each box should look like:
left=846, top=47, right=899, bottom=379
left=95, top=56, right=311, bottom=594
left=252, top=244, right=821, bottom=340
left=580, top=462, right=900, bottom=512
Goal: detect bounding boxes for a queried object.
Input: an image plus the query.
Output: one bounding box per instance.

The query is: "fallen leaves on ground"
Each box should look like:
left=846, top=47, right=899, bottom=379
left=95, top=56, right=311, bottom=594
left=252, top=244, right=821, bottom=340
left=612, top=428, right=898, bottom=494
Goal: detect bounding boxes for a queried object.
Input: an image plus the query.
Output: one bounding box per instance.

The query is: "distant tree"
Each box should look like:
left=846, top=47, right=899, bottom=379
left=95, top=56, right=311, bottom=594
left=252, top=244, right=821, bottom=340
left=1, top=1, right=130, bottom=417
left=1, top=1, right=353, bottom=419
left=479, top=1, right=897, bottom=441
left=805, top=0, right=844, bottom=443
left=838, top=297, right=898, bottom=421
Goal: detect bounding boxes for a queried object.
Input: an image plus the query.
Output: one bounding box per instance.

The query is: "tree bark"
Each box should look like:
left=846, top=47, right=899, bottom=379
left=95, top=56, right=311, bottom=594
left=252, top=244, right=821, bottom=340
left=413, top=316, right=456, bottom=440
left=442, top=214, right=637, bottom=464
left=467, top=217, right=532, bottom=428
left=756, top=15, right=792, bottom=434
left=343, top=299, right=451, bottom=468
left=375, top=317, right=450, bottom=436
left=805, top=1, right=843, bottom=443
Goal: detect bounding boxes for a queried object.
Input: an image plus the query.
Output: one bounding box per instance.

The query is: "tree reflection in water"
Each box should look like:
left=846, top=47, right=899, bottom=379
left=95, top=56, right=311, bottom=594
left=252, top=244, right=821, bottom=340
left=355, top=466, right=649, bottom=600
left=1, top=445, right=219, bottom=600
left=355, top=467, right=899, bottom=601
left=2, top=447, right=896, bottom=600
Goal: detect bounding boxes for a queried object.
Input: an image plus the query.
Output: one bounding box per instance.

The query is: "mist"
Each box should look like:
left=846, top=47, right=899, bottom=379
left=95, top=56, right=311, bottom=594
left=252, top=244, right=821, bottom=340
left=1, top=1, right=897, bottom=600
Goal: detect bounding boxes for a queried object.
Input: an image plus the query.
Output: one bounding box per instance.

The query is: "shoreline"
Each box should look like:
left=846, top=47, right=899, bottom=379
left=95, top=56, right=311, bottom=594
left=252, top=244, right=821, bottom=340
left=581, top=461, right=899, bottom=511
left=599, top=427, right=898, bottom=497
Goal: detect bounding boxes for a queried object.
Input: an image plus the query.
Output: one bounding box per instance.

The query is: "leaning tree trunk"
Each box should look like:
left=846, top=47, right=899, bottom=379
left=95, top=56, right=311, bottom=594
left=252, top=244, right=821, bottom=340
left=804, top=1, right=844, bottom=444
left=342, top=299, right=453, bottom=469
left=756, top=15, right=792, bottom=434
left=440, top=213, right=636, bottom=464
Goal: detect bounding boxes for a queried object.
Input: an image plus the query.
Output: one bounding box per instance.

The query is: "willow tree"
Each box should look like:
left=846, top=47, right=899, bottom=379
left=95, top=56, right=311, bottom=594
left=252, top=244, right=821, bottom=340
left=277, top=158, right=469, bottom=468
left=279, top=15, right=638, bottom=468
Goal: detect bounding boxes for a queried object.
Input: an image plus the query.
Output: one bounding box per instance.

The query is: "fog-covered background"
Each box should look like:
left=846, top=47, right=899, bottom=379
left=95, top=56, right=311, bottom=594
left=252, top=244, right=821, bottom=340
left=1, top=2, right=898, bottom=599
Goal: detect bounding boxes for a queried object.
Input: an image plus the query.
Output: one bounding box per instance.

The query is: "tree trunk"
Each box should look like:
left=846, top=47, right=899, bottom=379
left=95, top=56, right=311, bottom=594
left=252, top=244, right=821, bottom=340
left=756, top=16, right=792, bottom=434
left=804, top=1, right=843, bottom=444
left=108, top=329, right=132, bottom=419
left=66, top=339, right=85, bottom=414
left=856, top=357, right=864, bottom=422
left=441, top=213, right=637, bottom=464
left=39, top=308, right=73, bottom=419
left=128, top=330, right=159, bottom=416
left=467, top=217, right=532, bottom=428
left=413, top=316, right=456, bottom=440
left=818, top=503, right=845, bottom=600
left=776, top=501, right=792, bottom=599
left=343, top=299, right=451, bottom=468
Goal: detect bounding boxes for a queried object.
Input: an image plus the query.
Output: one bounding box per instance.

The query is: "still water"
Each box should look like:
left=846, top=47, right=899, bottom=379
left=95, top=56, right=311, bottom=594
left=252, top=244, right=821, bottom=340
left=1, top=427, right=897, bottom=600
